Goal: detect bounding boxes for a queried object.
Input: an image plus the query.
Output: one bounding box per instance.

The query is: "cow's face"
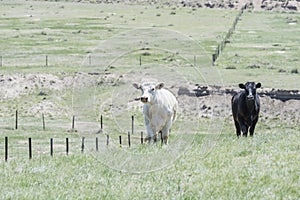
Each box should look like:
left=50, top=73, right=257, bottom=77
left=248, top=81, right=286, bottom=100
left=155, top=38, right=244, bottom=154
left=133, top=82, right=164, bottom=104
left=239, top=82, right=261, bottom=101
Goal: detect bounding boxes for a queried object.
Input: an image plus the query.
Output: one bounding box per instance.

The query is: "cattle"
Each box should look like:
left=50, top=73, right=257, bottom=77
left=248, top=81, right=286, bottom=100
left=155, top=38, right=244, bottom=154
left=133, top=82, right=178, bottom=144
left=231, top=82, right=261, bottom=137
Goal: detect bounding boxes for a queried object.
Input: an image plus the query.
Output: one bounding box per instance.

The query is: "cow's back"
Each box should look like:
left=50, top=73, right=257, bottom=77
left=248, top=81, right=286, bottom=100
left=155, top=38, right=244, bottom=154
left=157, top=88, right=178, bottom=109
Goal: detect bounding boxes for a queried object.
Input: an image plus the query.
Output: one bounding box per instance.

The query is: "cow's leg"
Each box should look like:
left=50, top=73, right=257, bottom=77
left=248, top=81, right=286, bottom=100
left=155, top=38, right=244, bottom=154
left=249, top=118, right=258, bottom=137
left=161, top=128, right=169, bottom=144
left=236, top=115, right=248, bottom=137
left=146, top=125, right=155, bottom=143
left=241, top=123, right=249, bottom=137
left=153, top=132, right=158, bottom=143
left=145, top=118, right=155, bottom=144
left=161, top=119, right=172, bottom=144
left=155, top=131, right=162, bottom=143
left=234, top=119, right=241, bottom=137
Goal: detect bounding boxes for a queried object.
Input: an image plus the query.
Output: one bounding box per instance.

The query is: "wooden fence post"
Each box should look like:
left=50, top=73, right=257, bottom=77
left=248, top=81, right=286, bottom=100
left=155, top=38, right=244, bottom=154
left=15, top=110, right=18, bottom=130
left=119, top=135, right=122, bottom=147
left=141, top=131, right=143, bottom=144
left=66, top=138, right=69, bottom=155
left=28, top=138, right=32, bottom=160
left=45, top=55, right=48, bottom=67
left=140, top=55, right=142, bottom=66
left=128, top=132, right=131, bottom=148
left=42, top=113, right=45, bottom=131
left=50, top=138, right=53, bottom=157
left=212, top=54, right=216, bottom=66
left=106, top=134, right=109, bottom=146
left=131, top=115, right=134, bottom=134
left=72, top=115, right=75, bottom=131
left=100, top=115, right=103, bottom=130
left=81, top=137, right=85, bottom=153
left=95, top=137, right=98, bottom=151
left=5, top=137, right=8, bottom=162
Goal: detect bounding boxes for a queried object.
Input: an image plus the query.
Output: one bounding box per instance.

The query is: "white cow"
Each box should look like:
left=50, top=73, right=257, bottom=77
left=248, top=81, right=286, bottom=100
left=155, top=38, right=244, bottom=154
left=133, top=82, right=178, bottom=144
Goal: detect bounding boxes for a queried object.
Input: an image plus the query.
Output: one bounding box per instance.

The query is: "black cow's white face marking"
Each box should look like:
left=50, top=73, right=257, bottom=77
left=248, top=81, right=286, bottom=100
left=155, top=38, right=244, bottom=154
left=239, top=82, right=261, bottom=101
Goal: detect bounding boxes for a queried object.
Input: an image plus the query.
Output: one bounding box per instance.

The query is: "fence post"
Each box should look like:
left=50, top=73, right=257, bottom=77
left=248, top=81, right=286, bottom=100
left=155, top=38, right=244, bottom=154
left=100, top=115, right=103, bottom=130
left=119, top=135, right=122, bottom=147
left=131, top=115, right=134, bottom=134
left=128, top=132, right=131, bottom=148
left=45, top=55, right=48, bottom=67
left=5, top=137, right=8, bottom=162
left=141, top=131, right=143, bottom=144
left=72, top=115, right=75, bottom=131
left=42, top=113, right=45, bottom=131
left=95, top=137, right=98, bottom=151
left=66, top=138, right=69, bottom=155
left=212, top=54, right=216, bottom=66
left=28, top=138, right=32, bottom=160
left=15, top=110, right=18, bottom=130
left=89, top=55, right=92, bottom=65
left=140, top=55, right=142, bottom=66
left=81, top=137, right=85, bottom=153
left=50, top=138, right=53, bottom=157
left=106, top=134, right=109, bottom=146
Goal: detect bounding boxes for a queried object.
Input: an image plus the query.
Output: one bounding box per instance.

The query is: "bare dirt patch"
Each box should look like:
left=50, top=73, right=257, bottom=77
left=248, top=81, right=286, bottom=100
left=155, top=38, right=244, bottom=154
left=1, top=73, right=298, bottom=125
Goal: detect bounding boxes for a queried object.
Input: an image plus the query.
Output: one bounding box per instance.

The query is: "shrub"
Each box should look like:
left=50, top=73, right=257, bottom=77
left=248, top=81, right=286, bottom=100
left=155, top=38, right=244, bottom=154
left=291, top=69, right=298, bottom=74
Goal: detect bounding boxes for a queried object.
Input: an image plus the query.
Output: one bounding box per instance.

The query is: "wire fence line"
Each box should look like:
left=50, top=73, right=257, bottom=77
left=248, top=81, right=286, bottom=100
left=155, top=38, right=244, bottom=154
left=2, top=132, right=148, bottom=162
left=0, top=54, right=93, bottom=68
left=212, top=3, right=248, bottom=65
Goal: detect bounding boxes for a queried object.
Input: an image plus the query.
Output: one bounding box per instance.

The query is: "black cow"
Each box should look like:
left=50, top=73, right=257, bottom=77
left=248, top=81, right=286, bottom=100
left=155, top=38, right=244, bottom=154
left=231, top=82, right=261, bottom=137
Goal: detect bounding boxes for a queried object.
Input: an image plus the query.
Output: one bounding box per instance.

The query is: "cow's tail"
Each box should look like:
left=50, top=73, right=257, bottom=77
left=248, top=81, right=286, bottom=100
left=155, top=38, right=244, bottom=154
left=172, top=107, right=177, bottom=122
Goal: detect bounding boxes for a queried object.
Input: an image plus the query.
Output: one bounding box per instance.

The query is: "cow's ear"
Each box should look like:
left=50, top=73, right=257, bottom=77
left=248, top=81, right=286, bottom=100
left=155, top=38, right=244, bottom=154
left=256, top=82, right=261, bottom=88
left=239, top=83, right=245, bottom=89
left=133, top=83, right=141, bottom=89
left=155, top=83, right=164, bottom=90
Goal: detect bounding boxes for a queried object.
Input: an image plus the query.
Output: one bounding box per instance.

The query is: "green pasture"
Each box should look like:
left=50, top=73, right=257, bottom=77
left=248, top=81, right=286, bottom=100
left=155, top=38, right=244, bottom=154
left=0, top=0, right=299, bottom=199
left=1, top=127, right=299, bottom=199
left=217, top=11, right=300, bottom=89
left=0, top=0, right=237, bottom=71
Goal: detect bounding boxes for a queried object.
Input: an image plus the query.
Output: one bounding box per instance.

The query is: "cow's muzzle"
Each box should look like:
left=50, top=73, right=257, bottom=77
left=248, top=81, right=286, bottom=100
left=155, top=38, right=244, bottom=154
left=141, top=97, right=148, bottom=103
left=247, top=95, right=254, bottom=101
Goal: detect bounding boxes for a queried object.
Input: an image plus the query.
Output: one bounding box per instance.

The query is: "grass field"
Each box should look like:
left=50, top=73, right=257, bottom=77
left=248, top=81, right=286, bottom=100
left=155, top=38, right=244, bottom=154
left=0, top=0, right=299, bottom=199
left=1, top=129, right=299, bottom=199
left=217, top=11, right=300, bottom=89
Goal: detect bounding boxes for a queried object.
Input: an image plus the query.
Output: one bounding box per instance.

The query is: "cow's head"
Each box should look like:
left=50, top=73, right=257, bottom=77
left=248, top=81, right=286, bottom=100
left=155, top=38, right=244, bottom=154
left=239, top=82, right=261, bottom=101
left=133, top=82, right=164, bottom=104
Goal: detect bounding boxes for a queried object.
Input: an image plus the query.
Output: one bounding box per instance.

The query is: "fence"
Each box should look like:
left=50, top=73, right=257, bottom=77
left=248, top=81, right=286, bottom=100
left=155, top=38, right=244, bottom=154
left=212, top=3, right=248, bottom=65
left=0, top=54, right=90, bottom=68
left=2, top=131, right=153, bottom=161
left=1, top=113, right=163, bottom=161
